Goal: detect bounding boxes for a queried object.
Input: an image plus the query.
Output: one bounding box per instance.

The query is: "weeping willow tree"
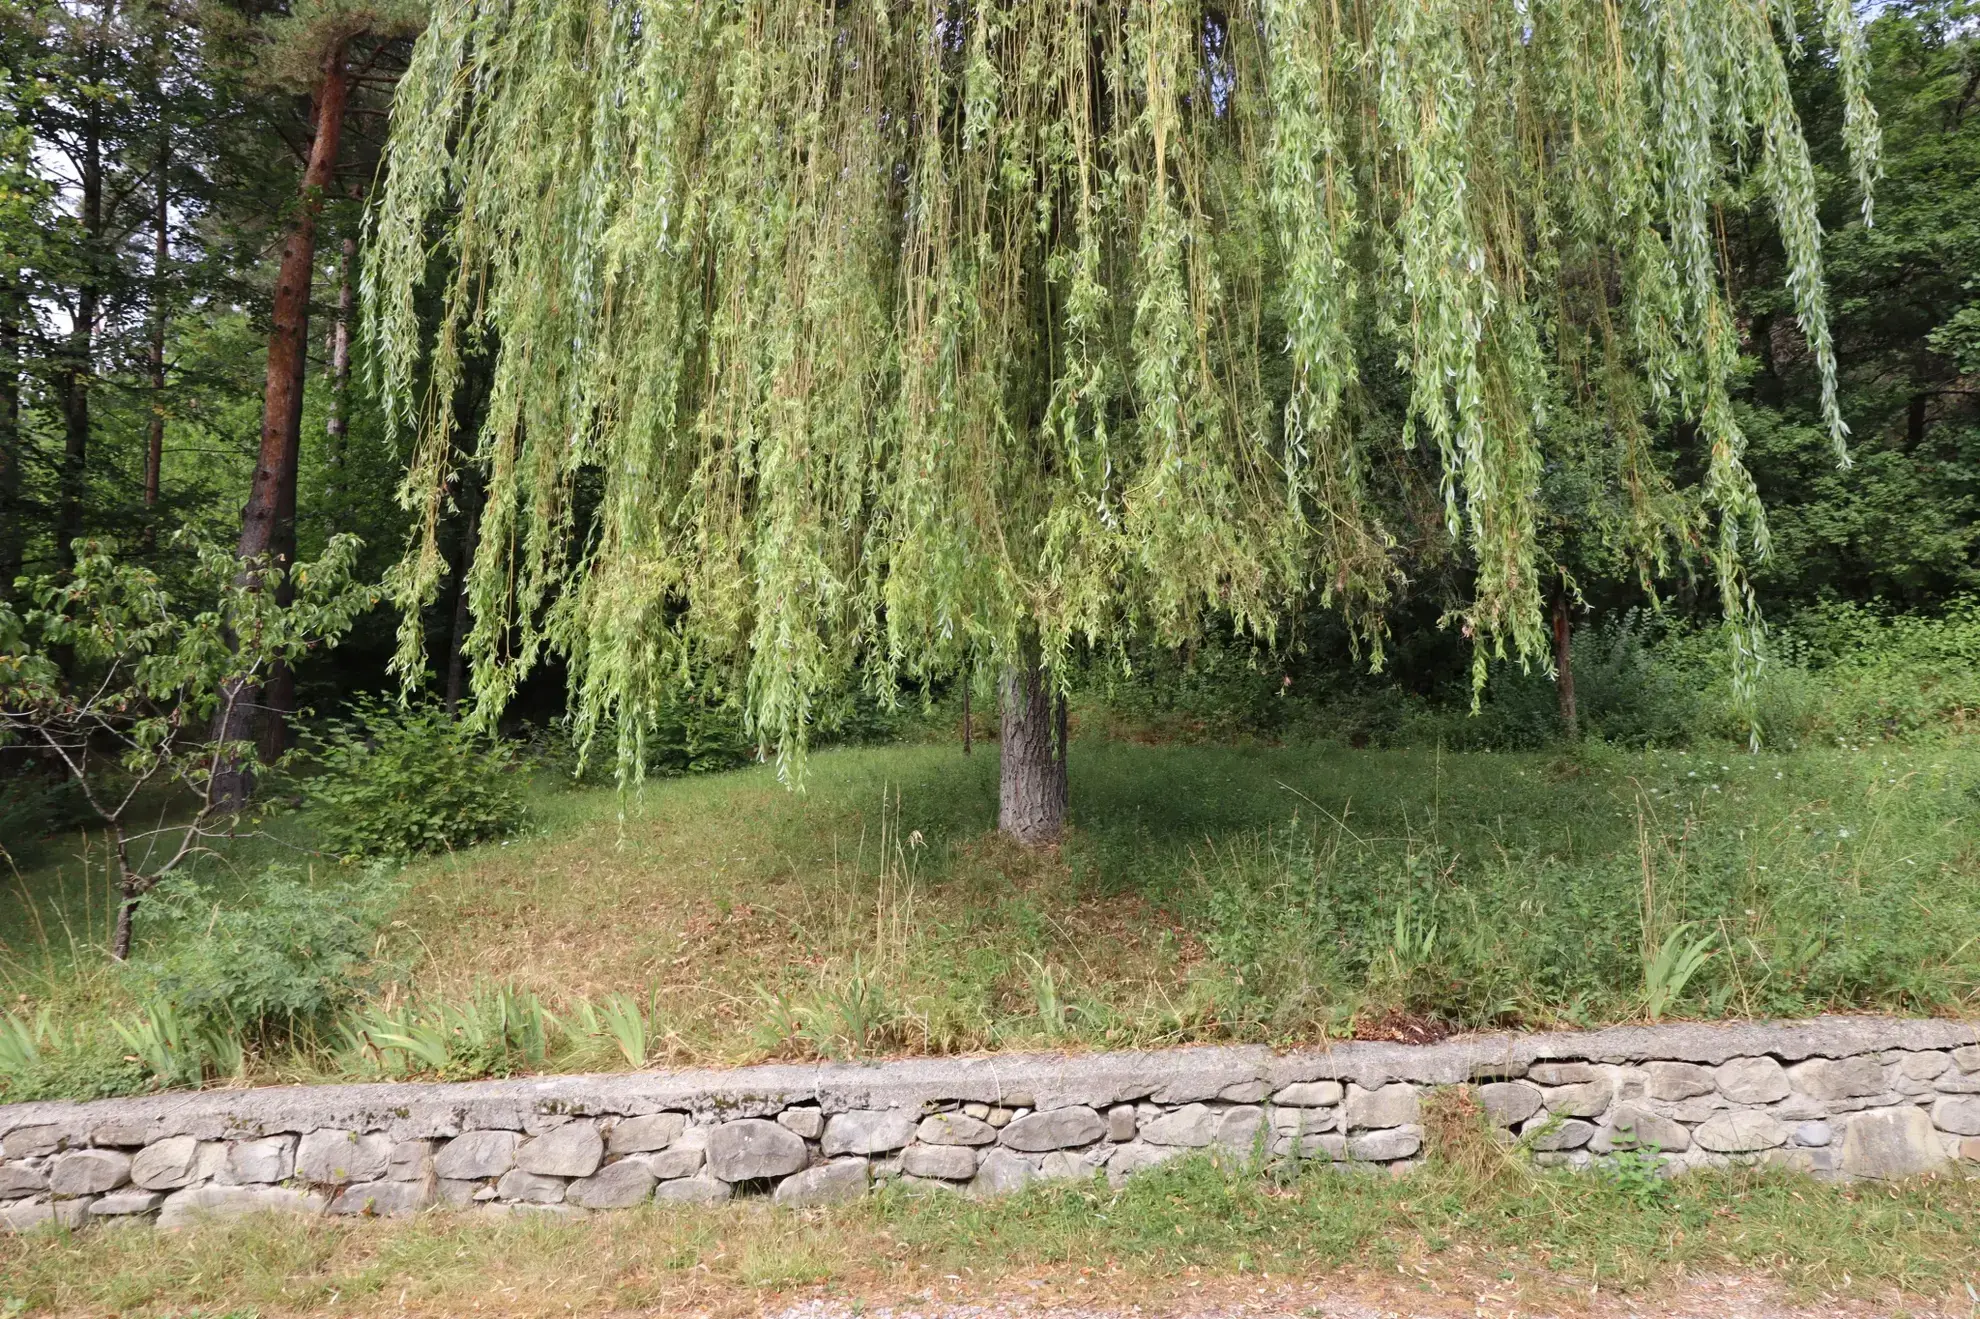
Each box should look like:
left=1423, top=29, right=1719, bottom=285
left=366, top=0, right=1878, bottom=843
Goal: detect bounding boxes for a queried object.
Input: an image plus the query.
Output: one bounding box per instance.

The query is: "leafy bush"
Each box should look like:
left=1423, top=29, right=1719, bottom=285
left=130, top=865, right=397, bottom=1039
left=299, top=699, right=526, bottom=857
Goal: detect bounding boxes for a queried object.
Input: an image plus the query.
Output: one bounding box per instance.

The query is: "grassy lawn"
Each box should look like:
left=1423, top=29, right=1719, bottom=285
left=5, top=727, right=1977, bottom=1085
left=3, top=1142, right=1979, bottom=1317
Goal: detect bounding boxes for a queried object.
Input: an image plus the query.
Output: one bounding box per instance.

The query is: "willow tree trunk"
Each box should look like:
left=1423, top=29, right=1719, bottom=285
left=1553, top=588, right=1578, bottom=741
left=999, top=658, right=1067, bottom=845
left=444, top=484, right=480, bottom=715
left=209, top=45, right=350, bottom=810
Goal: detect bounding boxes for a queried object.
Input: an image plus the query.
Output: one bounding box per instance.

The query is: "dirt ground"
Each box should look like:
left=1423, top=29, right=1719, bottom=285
left=752, top=1273, right=1974, bottom=1319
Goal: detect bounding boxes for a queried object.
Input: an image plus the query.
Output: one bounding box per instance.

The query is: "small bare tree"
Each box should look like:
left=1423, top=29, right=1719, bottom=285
left=0, top=535, right=373, bottom=958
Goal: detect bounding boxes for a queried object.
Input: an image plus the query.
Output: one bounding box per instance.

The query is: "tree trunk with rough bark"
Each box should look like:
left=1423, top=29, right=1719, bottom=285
left=209, top=46, right=350, bottom=810
left=57, top=92, right=102, bottom=571
left=999, top=657, right=1067, bottom=845
left=144, top=133, right=168, bottom=522
left=0, top=271, right=20, bottom=599
left=1553, top=586, right=1578, bottom=742
left=325, top=230, right=354, bottom=492
left=444, top=483, right=480, bottom=715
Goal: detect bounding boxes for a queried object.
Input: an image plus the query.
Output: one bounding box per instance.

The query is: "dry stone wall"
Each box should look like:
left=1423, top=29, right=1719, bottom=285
left=2, top=1016, right=1976, bottom=1232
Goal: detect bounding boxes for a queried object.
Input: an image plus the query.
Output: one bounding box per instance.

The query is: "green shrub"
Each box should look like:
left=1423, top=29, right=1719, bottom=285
left=300, top=699, right=526, bottom=857
left=130, top=865, right=397, bottom=1040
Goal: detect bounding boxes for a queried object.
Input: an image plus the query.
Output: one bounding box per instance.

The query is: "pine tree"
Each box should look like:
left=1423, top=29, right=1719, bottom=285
left=367, top=0, right=1880, bottom=842
left=206, top=0, right=421, bottom=807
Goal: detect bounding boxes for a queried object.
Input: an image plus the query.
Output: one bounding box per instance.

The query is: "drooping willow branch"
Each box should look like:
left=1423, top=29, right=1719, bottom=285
left=365, top=0, right=1878, bottom=780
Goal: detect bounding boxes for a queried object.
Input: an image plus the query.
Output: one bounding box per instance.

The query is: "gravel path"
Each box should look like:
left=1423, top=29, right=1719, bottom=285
left=760, top=1274, right=1972, bottom=1319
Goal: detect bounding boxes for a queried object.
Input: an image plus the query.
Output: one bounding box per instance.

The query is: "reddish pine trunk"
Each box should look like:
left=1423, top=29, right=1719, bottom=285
left=999, top=658, right=1067, bottom=845
left=210, top=47, right=350, bottom=808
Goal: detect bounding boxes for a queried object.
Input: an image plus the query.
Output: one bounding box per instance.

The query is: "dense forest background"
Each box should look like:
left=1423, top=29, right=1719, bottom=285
left=1, top=0, right=1976, bottom=761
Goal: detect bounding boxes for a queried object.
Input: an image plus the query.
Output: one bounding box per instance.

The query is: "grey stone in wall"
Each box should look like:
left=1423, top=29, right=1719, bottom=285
left=901, top=1144, right=978, bottom=1180
left=919, top=1112, right=997, bottom=1146
left=653, top=1173, right=730, bottom=1205
left=706, top=1118, right=807, bottom=1181
left=1540, top=1080, right=1613, bottom=1118
left=297, top=1130, right=392, bottom=1185
left=157, top=1185, right=326, bottom=1230
left=1347, top=1126, right=1422, bottom=1161
left=607, top=1113, right=685, bottom=1154
left=774, top=1158, right=868, bottom=1206
left=1932, top=1096, right=1980, bottom=1136
left=222, top=1136, right=296, bottom=1185
left=1592, top=1105, right=1688, bottom=1154
left=50, top=1149, right=130, bottom=1195
left=643, top=1145, right=704, bottom=1180
left=1838, top=1107, right=1945, bottom=1180
left=1644, top=1062, right=1716, bottom=1100
left=130, top=1136, right=204, bottom=1190
left=1715, top=1058, right=1790, bottom=1105
left=1525, top=1118, right=1596, bottom=1152
left=331, top=1181, right=433, bottom=1217
left=1139, top=1103, right=1221, bottom=1148
left=999, top=1106, right=1106, bottom=1152
left=777, top=1108, right=825, bottom=1140
left=971, top=1147, right=1037, bottom=1195
left=1345, top=1084, right=1419, bottom=1130
left=433, top=1130, right=519, bottom=1180
left=516, top=1123, right=603, bottom=1178
left=1693, top=1111, right=1787, bottom=1153
left=1790, top=1057, right=1887, bottom=1101
left=568, top=1161, right=656, bottom=1209
left=387, top=1139, right=432, bottom=1181
left=1479, top=1082, right=1542, bottom=1127
left=1272, top=1081, right=1343, bottom=1107
left=821, top=1110, right=916, bottom=1156
left=495, top=1169, right=565, bottom=1204
left=90, top=1190, right=164, bottom=1217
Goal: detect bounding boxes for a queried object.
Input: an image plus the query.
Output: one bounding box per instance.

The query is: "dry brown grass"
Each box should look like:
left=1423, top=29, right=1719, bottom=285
left=381, top=749, right=1209, bottom=1065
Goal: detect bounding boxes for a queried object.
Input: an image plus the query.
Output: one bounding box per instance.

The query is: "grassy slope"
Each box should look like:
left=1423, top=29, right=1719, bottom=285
left=382, top=736, right=1980, bottom=1061
left=5, top=734, right=1978, bottom=1075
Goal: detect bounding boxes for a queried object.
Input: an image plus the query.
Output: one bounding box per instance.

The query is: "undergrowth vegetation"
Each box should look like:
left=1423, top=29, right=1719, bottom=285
left=1, top=604, right=1977, bottom=1100
left=4, top=1089, right=1979, bottom=1316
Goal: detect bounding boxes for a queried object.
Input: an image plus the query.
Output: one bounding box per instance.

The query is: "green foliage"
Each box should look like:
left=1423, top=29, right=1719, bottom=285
left=111, top=1001, right=246, bottom=1090
left=369, top=0, right=1881, bottom=778
left=130, top=866, right=397, bottom=1038
left=336, top=984, right=554, bottom=1080
left=298, top=698, right=526, bottom=858
left=754, top=958, right=908, bottom=1062
left=1092, top=738, right=1980, bottom=1031
left=0, top=1010, right=152, bottom=1102
left=1641, top=923, right=1718, bottom=1022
